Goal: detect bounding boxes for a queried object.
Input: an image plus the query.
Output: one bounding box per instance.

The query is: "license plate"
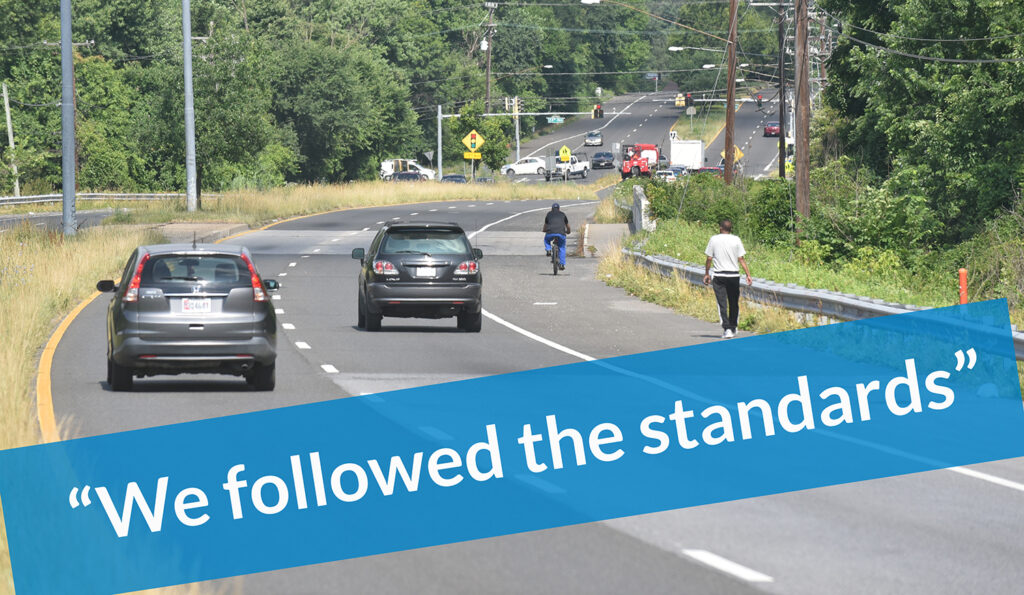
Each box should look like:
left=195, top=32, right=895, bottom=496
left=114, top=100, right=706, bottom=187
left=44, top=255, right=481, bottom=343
left=181, top=298, right=212, bottom=313
left=416, top=267, right=436, bottom=278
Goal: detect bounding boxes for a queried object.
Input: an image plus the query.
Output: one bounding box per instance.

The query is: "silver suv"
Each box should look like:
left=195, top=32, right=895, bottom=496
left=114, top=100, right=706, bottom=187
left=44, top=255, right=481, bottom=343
left=97, top=244, right=279, bottom=391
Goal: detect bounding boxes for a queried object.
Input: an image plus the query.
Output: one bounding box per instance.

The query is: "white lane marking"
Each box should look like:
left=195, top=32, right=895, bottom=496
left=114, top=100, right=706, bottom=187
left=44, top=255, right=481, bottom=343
left=282, top=323, right=295, bottom=330
left=410, top=213, right=418, bottom=216
left=331, top=238, right=340, bottom=242
left=313, top=248, right=321, bottom=253
left=763, top=155, right=779, bottom=172
left=275, top=308, right=284, bottom=314
left=320, top=364, right=339, bottom=374
left=272, top=295, right=281, bottom=300
left=682, top=550, right=773, bottom=583
left=429, top=208, right=438, bottom=212
left=533, top=302, right=558, bottom=306
left=288, top=262, right=297, bottom=267
left=948, top=466, right=1024, bottom=493
left=486, top=202, right=494, bottom=205
left=278, top=272, right=287, bottom=277
left=527, top=94, right=649, bottom=157
left=376, top=221, right=385, bottom=224
left=482, top=310, right=594, bottom=361
left=361, top=227, right=370, bottom=231
left=448, top=206, right=457, bottom=209
left=295, top=341, right=311, bottom=350
left=632, top=128, right=637, bottom=132
left=391, top=217, right=400, bottom=220
left=468, top=204, right=476, bottom=208
left=467, top=202, right=596, bottom=240
left=301, top=255, right=310, bottom=258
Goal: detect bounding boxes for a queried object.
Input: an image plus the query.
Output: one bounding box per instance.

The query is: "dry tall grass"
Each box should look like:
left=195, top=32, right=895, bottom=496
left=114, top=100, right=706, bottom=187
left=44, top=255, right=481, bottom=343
left=1, top=181, right=590, bottom=225
left=594, top=196, right=630, bottom=224
left=0, top=224, right=164, bottom=593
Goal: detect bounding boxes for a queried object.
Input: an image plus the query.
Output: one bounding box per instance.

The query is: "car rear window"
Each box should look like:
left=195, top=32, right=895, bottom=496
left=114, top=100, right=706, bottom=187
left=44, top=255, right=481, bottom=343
left=381, top=229, right=471, bottom=255
left=596, top=152, right=612, bottom=158
left=141, top=254, right=250, bottom=288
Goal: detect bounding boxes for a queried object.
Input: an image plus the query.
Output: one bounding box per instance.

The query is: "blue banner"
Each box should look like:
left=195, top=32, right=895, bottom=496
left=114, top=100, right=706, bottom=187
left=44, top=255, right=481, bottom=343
left=1, top=300, right=1022, bottom=593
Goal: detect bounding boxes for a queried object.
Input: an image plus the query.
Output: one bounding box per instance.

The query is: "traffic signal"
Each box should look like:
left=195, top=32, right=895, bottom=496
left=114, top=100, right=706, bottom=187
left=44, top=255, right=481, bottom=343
left=685, top=93, right=693, bottom=107
left=504, top=97, right=511, bottom=111
left=756, top=94, right=763, bottom=107
left=596, top=104, right=604, bottom=118
left=516, top=97, right=525, bottom=114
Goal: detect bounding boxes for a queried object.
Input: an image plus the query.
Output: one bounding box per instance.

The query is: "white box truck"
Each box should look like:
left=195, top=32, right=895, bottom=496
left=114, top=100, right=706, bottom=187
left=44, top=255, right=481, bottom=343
left=668, top=131, right=704, bottom=171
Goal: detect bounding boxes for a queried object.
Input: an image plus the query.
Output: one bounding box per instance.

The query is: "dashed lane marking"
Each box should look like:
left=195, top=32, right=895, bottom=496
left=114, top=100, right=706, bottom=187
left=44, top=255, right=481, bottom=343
left=682, top=550, right=773, bottom=583
left=295, top=341, right=311, bottom=350
left=282, top=323, right=295, bottom=330
left=320, top=364, right=339, bottom=374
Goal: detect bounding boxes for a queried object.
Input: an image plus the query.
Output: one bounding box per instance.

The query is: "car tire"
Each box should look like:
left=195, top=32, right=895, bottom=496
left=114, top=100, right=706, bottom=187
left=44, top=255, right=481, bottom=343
left=537, top=167, right=546, bottom=176
left=108, top=358, right=133, bottom=391
left=247, top=362, right=276, bottom=391
left=458, top=311, right=482, bottom=332
left=505, top=170, right=515, bottom=177
left=357, top=291, right=366, bottom=329
left=581, top=167, right=588, bottom=178
left=366, top=310, right=382, bottom=331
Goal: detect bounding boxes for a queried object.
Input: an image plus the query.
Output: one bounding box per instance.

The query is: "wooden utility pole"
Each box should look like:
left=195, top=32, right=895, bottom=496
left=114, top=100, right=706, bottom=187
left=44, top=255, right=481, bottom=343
left=723, top=0, right=738, bottom=185
left=484, top=2, right=497, bottom=113
left=2, top=82, right=19, bottom=196
left=795, top=0, right=810, bottom=221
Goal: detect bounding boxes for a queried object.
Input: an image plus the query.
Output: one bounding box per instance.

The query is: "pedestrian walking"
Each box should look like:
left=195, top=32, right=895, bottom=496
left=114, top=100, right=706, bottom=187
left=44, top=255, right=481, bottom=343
left=703, top=219, right=752, bottom=338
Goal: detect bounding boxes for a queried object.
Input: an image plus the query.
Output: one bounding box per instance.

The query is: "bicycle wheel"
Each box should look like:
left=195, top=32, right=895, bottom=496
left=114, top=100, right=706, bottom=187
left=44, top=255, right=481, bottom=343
left=552, top=241, right=560, bottom=275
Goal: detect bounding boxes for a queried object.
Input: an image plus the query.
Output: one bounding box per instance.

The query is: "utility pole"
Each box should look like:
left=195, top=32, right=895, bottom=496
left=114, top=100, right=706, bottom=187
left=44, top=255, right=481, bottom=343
left=182, top=0, right=199, bottom=212
left=513, top=96, right=521, bottom=161
left=437, top=105, right=443, bottom=177
left=794, top=0, right=810, bottom=221
left=723, top=0, right=738, bottom=185
left=484, top=2, right=497, bottom=113
left=59, top=0, right=76, bottom=235
left=2, top=83, right=19, bottom=196
left=777, top=1, right=787, bottom=179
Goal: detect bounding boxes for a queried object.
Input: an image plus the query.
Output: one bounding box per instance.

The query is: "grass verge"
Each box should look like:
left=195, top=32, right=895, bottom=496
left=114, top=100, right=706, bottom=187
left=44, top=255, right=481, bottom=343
left=671, top=105, right=728, bottom=146
left=0, top=181, right=590, bottom=224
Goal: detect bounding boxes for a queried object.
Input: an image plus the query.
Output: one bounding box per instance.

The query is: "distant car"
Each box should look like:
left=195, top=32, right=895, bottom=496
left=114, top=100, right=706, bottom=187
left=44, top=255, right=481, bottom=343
left=352, top=222, right=483, bottom=332
left=657, top=153, right=670, bottom=169
left=654, top=170, right=677, bottom=182
left=501, top=157, right=547, bottom=177
left=97, top=244, right=280, bottom=391
left=668, top=165, right=688, bottom=177
left=696, top=166, right=725, bottom=177
left=441, top=174, right=468, bottom=183
left=592, top=151, right=615, bottom=169
left=763, top=121, right=781, bottom=137
left=392, top=171, right=425, bottom=182
left=584, top=131, right=603, bottom=146
left=475, top=177, right=494, bottom=183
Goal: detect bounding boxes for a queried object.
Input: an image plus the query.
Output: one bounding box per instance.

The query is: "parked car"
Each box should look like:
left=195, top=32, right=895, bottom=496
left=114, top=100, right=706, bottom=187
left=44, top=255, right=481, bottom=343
left=500, top=157, right=547, bottom=177
left=380, top=158, right=435, bottom=180
left=668, top=165, right=688, bottom=177
left=352, top=222, right=483, bottom=332
left=97, top=244, right=280, bottom=391
left=441, top=174, right=468, bottom=183
left=584, top=131, right=603, bottom=146
left=763, top=121, right=781, bottom=137
left=392, top=171, right=425, bottom=182
left=475, top=177, right=495, bottom=183
left=592, top=151, right=615, bottom=169
left=654, top=169, right=677, bottom=182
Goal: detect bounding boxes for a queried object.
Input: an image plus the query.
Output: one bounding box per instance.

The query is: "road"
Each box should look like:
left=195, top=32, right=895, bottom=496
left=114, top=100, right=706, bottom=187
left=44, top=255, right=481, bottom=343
left=704, top=95, right=788, bottom=180
left=47, top=199, right=1024, bottom=594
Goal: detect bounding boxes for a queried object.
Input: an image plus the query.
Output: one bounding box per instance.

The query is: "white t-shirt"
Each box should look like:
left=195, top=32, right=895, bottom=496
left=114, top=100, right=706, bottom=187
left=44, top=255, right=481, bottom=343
left=704, top=233, right=746, bottom=277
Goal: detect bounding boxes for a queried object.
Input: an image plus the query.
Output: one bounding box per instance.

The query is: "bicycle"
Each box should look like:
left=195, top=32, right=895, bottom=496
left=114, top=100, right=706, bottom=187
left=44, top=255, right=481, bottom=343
left=549, top=234, right=564, bottom=275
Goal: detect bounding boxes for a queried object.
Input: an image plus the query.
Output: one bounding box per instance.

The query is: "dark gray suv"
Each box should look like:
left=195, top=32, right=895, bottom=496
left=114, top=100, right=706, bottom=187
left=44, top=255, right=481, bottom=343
left=97, top=244, right=279, bottom=391
left=352, top=222, right=483, bottom=332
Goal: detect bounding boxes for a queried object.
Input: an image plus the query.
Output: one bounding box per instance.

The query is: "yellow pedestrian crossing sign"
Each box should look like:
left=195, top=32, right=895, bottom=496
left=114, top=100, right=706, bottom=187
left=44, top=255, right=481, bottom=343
left=462, top=130, right=485, bottom=151
left=720, top=145, right=744, bottom=161
left=559, top=145, right=572, bottom=162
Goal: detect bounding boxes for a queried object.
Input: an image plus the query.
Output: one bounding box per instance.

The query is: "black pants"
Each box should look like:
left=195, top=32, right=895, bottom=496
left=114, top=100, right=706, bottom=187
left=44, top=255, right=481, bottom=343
left=712, top=276, right=740, bottom=331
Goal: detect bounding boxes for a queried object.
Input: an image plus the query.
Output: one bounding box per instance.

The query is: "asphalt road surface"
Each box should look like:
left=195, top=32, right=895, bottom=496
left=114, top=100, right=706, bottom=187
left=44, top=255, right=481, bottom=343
left=47, top=200, right=1024, bottom=594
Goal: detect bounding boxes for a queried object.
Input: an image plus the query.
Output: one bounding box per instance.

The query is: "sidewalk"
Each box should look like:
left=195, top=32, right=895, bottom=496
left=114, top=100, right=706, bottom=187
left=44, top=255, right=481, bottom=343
left=584, top=223, right=629, bottom=257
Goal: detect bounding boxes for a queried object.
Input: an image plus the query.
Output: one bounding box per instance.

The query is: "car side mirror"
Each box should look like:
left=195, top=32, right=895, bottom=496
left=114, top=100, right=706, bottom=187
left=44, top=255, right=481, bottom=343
left=96, top=280, right=116, bottom=292
left=264, top=279, right=280, bottom=291
left=473, top=248, right=483, bottom=259
left=351, top=248, right=365, bottom=262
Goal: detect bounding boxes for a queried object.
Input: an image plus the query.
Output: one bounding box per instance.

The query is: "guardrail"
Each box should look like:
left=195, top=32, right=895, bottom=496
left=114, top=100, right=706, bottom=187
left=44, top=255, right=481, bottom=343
left=0, top=193, right=221, bottom=207
left=625, top=186, right=1024, bottom=360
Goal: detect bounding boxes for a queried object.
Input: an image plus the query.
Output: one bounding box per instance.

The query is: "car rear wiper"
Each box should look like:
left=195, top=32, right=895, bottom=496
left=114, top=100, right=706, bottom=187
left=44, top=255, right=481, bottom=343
left=159, top=276, right=202, bottom=281
left=392, top=250, right=432, bottom=256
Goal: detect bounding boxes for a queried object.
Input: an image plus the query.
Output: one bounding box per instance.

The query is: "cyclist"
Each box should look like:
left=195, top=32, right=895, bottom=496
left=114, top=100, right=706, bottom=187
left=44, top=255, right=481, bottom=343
left=543, top=203, right=570, bottom=270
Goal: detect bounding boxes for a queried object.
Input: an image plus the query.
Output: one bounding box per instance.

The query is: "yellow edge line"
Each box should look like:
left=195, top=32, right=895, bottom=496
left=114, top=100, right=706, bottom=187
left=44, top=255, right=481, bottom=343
left=36, top=291, right=101, bottom=443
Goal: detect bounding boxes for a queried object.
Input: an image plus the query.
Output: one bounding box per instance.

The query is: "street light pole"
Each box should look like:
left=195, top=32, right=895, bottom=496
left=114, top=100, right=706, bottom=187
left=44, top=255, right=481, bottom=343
left=723, top=0, right=738, bottom=185
left=484, top=2, right=497, bottom=113
left=59, top=0, right=76, bottom=235
left=777, top=1, right=787, bottom=179
left=182, top=0, right=199, bottom=212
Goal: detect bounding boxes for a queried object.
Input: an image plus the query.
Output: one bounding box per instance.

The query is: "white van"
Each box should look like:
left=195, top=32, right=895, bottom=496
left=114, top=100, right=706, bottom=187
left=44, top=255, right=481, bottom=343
left=380, top=159, right=436, bottom=181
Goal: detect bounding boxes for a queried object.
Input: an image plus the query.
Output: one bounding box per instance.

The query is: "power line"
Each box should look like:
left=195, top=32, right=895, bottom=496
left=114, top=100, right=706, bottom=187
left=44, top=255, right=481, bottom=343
left=841, top=32, right=1024, bottom=64
left=819, top=8, right=1024, bottom=44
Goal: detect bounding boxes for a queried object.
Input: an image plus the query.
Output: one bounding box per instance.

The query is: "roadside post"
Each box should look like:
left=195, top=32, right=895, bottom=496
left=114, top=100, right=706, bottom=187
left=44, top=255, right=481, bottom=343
left=959, top=268, right=968, bottom=304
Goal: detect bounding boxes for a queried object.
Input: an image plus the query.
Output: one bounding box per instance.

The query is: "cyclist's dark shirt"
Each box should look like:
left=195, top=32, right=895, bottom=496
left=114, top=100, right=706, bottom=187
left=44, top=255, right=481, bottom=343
left=544, top=210, right=569, bottom=235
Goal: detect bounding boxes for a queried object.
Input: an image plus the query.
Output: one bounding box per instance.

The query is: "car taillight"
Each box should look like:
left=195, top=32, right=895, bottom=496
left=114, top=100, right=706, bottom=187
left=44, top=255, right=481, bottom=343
left=122, top=253, right=150, bottom=303
left=456, top=261, right=479, bottom=274
left=239, top=253, right=268, bottom=302
left=373, top=260, right=399, bottom=276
